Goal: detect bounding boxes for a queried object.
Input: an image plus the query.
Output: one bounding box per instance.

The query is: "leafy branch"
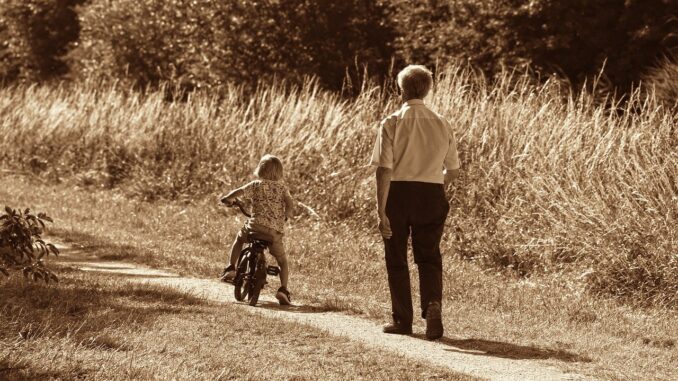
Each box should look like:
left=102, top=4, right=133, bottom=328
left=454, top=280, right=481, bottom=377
left=0, top=206, right=59, bottom=282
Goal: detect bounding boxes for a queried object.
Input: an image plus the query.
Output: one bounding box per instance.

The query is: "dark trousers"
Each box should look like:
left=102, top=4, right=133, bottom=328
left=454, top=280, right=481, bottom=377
left=384, top=181, right=449, bottom=326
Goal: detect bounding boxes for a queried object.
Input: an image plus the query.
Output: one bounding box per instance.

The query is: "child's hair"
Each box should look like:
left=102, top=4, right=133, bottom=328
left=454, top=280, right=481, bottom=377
left=254, top=154, right=283, bottom=181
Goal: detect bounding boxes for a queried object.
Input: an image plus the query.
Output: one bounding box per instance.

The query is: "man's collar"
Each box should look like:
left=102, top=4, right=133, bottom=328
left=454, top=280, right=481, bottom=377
left=403, top=99, right=425, bottom=107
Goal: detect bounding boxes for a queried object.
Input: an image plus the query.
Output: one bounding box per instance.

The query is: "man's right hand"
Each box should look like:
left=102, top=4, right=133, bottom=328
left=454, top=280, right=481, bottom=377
left=378, top=214, right=392, bottom=239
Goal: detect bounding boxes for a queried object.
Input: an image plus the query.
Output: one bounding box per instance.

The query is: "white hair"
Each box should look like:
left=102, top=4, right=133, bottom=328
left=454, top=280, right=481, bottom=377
left=397, top=65, right=433, bottom=99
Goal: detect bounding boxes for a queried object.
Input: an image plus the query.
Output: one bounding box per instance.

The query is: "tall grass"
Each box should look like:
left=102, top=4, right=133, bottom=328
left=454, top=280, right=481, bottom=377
left=1, top=66, right=676, bottom=306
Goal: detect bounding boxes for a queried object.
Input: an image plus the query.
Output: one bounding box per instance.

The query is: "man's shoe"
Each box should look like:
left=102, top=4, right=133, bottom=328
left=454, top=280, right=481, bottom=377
left=383, top=322, right=412, bottom=335
left=425, top=301, right=444, bottom=340
left=276, top=287, right=291, bottom=305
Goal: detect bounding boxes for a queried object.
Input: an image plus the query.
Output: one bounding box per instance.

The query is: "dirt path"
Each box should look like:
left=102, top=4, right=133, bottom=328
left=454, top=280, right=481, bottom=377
left=55, top=244, right=593, bottom=381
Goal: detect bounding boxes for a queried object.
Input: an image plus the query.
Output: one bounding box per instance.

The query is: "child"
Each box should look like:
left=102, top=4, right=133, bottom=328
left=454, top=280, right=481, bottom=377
left=220, top=154, right=295, bottom=305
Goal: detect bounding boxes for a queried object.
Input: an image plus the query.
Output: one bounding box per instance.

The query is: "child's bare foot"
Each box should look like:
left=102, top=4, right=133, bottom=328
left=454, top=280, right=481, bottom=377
left=219, top=265, right=236, bottom=283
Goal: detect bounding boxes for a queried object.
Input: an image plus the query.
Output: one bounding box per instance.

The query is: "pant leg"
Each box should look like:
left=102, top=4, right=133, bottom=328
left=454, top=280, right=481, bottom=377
left=410, top=183, right=449, bottom=318
left=384, top=182, right=413, bottom=326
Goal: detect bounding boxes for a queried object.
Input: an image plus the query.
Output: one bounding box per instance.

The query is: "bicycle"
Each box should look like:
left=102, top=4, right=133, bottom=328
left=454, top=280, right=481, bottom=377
left=221, top=198, right=280, bottom=307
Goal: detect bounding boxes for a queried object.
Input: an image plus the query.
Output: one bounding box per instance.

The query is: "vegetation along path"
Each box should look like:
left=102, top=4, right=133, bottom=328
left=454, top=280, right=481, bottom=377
left=55, top=242, right=592, bottom=381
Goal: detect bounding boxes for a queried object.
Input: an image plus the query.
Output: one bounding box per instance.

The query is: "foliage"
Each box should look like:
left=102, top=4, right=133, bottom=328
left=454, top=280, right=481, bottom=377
left=72, top=0, right=395, bottom=91
left=2, top=0, right=676, bottom=93
left=0, top=207, right=59, bottom=282
left=391, top=0, right=678, bottom=90
left=0, top=0, right=83, bottom=83
left=642, top=53, right=678, bottom=109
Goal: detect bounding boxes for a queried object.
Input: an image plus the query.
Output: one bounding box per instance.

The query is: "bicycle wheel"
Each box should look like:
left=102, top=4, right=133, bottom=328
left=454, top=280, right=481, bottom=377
left=248, top=251, right=268, bottom=306
left=233, top=250, right=253, bottom=301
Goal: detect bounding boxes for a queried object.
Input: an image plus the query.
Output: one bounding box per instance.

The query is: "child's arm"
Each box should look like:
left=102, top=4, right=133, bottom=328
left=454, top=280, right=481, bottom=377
left=284, top=190, right=295, bottom=219
left=220, top=187, right=245, bottom=206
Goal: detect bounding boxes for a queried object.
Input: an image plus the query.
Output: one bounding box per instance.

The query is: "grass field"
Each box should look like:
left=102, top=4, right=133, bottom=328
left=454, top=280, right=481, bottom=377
left=0, top=66, right=675, bottom=306
left=0, top=65, right=676, bottom=379
left=1, top=176, right=676, bottom=380
left=0, top=264, right=478, bottom=381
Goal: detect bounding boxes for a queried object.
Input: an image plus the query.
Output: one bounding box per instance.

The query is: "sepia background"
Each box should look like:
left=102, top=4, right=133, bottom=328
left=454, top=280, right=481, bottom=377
left=1, top=1, right=676, bottom=380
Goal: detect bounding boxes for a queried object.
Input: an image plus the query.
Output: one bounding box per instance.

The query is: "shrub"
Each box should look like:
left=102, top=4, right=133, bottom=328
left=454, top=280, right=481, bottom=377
left=642, top=53, right=678, bottom=110
left=73, top=0, right=395, bottom=90
left=0, top=207, right=59, bottom=282
left=0, top=0, right=83, bottom=83
left=391, top=0, right=678, bottom=90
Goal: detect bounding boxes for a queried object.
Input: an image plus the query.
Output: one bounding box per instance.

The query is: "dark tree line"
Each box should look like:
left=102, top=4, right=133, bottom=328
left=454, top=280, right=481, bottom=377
left=1, top=0, right=677, bottom=92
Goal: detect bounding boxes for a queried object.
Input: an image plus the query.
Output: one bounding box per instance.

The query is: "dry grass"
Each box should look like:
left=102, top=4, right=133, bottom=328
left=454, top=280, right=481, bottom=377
left=0, top=66, right=675, bottom=306
left=1, top=176, right=676, bottom=381
left=0, top=265, right=477, bottom=381
left=0, top=65, right=676, bottom=379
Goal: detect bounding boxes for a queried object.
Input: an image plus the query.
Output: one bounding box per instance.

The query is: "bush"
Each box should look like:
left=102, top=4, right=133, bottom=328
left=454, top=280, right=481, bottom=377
left=73, top=0, right=395, bottom=91
left=642, top=53, right=678, bottom=109
left=0, top=0, right=83, bottom=83
left=391, top=0, right=678, bottom=90
left=0, top=207, right=59, bottom=282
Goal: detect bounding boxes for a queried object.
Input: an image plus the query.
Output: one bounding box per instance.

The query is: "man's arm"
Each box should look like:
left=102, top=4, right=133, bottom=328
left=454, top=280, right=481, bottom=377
left=376, top=166, right=392, bottom=239
left=443, top=122, right=460, bottom=187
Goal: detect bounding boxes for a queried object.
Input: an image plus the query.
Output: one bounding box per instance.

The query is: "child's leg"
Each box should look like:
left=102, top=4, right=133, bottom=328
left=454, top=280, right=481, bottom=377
left=228, top=227, right=248, bottom=267
left=269, top=239, right=288, bottom=288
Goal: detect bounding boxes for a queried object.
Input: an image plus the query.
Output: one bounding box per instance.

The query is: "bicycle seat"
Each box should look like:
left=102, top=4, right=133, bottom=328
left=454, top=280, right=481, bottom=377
left=247, top=231, right=274, bottom=244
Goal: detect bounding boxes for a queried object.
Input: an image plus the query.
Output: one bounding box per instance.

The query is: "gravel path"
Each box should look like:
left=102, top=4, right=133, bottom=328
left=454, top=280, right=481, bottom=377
left=57, top=245, right=593, bottom=381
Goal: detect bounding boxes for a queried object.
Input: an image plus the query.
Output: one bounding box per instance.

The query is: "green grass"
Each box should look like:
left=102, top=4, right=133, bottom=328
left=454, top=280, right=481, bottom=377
left=1, top=175, right=676, bottom=380
left=0, top=66, right=675, bottom=306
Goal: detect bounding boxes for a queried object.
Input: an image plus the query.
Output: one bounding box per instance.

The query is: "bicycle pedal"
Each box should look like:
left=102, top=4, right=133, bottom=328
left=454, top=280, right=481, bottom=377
left=266, top=266, right=281, bottom=276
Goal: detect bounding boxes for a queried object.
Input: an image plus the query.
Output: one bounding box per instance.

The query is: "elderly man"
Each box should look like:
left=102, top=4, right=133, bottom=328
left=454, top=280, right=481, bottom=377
left=370, top=65, right=460, bottom=340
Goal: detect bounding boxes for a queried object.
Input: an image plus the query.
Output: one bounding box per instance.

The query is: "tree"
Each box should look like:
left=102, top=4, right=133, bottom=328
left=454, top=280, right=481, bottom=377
left=72, top=0, right=396, bottom=91
left=0, top=0, right=84, bottom=83
left=391, top=0, right=678, bottom=89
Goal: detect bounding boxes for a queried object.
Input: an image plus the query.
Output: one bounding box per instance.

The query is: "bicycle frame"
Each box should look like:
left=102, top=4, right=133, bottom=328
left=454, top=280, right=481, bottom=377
left=223, top=197, right=280, bottom=306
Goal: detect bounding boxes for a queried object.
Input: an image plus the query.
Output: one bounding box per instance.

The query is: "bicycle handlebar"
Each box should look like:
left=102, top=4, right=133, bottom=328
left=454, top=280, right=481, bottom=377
left=221, top=197, right=251, bottom=218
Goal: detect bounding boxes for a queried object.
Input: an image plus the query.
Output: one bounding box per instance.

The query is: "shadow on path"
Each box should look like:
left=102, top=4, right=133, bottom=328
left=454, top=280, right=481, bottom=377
left=410, top=334, right=591, bottom=362
left=248, top=300, right=332, bottom=314
left=50, top=228, right=140, bottom=262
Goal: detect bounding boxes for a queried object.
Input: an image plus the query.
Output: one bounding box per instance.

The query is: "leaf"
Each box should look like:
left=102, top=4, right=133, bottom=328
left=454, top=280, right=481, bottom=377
left=47, top=244, right=59, bottom=255
left=24, top=208, right=30, bottom=215
left=49, top=273, right=58, bottom=283
left=5, top=206, right=12, bottom=214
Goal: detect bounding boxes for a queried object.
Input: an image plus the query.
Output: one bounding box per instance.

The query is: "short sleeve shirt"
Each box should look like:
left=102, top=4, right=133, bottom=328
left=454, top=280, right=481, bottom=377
left=241, top=179, right=289, bottom=233
left=370, top=99, right=460, bottom=184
